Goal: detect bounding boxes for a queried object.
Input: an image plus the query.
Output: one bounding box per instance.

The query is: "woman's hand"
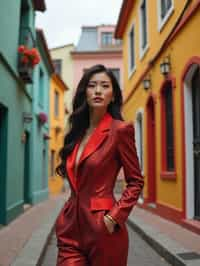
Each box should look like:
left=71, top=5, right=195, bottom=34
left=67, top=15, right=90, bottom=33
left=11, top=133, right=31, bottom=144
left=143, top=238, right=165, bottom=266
left=103, top=215, right=116, bottom=234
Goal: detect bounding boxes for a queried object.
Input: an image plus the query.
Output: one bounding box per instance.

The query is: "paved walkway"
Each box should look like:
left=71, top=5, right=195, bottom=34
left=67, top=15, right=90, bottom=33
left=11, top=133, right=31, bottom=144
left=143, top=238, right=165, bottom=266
left=131, top=206, right=200, bottom=254
left=0, top=193, right=68, bottom=266
left=128, top=206, right=200, bottom=266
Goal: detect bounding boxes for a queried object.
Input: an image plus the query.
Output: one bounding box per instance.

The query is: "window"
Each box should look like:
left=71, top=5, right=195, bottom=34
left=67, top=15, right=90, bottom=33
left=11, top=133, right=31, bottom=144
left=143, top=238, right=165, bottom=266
left=109, top=68, right=120, bottom=84
left=158, top=0, right=173, bottom=31
left=53, top=59, right=62, bottom=76
left=165, top=87, right=174, bottom=170
left=42, top=148, right=46, bottom=188
left=128, top=24, right=135, bottom=76
left=139, top=0, right=148, bottom=58
left=136, top=112, right=144, bottom=172
left=38, top=68, right=44, bottom=106
left=161, top=82, right=175, bottom=171
left=161, top=0, right=172, bottom=19
left=50, top=150, right=55, bottom=177
left=19, top=0, right=30, bottom=32
left=101, top=32, right=113, bottom=46
left=54, top=91, right=59, bottom=117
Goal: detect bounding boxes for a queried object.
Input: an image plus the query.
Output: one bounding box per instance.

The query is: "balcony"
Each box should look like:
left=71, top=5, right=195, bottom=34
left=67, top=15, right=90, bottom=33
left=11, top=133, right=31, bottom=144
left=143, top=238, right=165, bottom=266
left=18, top=26, right=36, bottom=84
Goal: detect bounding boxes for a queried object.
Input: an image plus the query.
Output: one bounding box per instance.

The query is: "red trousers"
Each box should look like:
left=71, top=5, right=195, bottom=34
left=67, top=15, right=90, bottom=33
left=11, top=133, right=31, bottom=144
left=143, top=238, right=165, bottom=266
left=55, top=197, right=129, bottom=266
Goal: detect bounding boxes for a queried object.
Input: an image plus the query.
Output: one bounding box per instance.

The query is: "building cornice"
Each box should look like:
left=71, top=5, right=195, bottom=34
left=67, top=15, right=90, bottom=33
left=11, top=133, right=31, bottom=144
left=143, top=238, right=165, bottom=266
left=115, top=0, right=135, bottom=39
left=71, top=49, right=122, bottom=55
left=52, top=73, right=69, bottom=91
left=36, top=29, right=54, bottom=73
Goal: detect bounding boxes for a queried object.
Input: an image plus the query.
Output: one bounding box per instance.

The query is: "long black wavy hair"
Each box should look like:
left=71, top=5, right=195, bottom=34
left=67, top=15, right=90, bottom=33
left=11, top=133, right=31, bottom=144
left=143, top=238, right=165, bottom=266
left=56, top=64, right=124, bottom=178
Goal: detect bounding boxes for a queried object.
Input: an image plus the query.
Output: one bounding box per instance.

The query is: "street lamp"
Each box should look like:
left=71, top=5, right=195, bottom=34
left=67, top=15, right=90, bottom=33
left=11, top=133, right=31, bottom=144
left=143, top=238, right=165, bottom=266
left=143, top=75, right=151, bottom=90
left=160, top=56, right=171, bottom=76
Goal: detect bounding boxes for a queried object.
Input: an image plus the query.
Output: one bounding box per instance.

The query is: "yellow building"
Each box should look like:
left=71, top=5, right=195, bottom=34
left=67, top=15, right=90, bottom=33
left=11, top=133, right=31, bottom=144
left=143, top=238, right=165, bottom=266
left=115, top=0, right=200, bottom=234
left=50, top=44, right=75, bottom=132
left=49, top=73, right=68, bottom=195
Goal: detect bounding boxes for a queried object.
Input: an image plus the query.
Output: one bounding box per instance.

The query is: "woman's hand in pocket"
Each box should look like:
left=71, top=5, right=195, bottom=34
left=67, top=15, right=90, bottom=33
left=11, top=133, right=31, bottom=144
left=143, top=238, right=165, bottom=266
left=103, top=215, right=117, bottom=234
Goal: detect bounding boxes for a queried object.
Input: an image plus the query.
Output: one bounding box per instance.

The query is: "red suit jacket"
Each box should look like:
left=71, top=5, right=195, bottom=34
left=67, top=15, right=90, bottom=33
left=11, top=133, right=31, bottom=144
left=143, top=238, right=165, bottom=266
left=56, top=112, right=144, bottom=252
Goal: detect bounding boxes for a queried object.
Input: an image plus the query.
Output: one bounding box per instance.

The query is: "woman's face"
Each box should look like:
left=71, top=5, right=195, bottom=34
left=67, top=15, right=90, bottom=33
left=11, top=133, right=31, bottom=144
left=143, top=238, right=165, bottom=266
left=86, top=72, right=114, bottom=111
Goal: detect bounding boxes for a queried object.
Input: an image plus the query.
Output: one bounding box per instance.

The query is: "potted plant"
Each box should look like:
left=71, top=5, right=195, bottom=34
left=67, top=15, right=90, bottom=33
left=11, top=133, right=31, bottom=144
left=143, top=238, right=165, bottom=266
left=18, top=45, right=41, bottom=83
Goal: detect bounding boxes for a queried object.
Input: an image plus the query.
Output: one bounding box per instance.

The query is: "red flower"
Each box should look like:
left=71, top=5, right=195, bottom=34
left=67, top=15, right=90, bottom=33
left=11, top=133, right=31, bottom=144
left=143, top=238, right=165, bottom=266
left=21, top=56, right=29, bottom=64
left=18, top=45, right=41, bottom=67
left=18, top=45, right=25, bottom=53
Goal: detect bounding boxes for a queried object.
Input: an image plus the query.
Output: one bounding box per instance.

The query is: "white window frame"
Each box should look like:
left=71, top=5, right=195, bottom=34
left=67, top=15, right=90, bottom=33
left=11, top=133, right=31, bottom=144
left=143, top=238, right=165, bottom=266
left=101, top=32, right=113, bottom=46
left=128, top=21, right=136, bottom=79
left=157, top=0, right=174, bottom=32
left=139, top=0, right=149, bottom=60
left=135, top=109, right=144, bottom=175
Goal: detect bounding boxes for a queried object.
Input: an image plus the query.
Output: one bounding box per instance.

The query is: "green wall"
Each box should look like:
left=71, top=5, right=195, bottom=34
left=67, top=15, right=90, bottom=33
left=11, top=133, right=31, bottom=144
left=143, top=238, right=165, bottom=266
left=0, top=0, right=49, bottom=225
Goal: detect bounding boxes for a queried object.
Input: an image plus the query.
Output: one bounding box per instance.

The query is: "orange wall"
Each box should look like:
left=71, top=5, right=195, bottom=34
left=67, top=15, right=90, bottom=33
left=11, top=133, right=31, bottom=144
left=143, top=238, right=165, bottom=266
left=120, top=0, right=200, bottom=211
left=49, top=74, right=67, bottom=195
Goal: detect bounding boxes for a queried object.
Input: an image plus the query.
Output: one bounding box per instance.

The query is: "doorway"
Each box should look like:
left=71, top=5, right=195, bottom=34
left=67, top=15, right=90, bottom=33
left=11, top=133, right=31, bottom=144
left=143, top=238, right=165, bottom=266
left=23, top=131, right=31, bottom=205
left=184, top=64, right=200, bottom=220
left=192, top=67, right=200, bottom=220
left=0, top=104, right=8, bottom=225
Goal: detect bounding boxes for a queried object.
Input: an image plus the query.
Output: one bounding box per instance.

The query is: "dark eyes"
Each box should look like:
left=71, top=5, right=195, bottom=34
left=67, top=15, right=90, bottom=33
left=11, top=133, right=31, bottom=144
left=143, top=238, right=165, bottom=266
left=87, top=84, right=109, bottom=88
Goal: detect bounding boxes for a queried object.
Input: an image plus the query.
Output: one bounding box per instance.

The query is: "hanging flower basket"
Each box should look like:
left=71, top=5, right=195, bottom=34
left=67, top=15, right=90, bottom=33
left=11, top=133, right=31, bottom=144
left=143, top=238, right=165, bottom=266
left=37, top=112, right=48, bottom=125
left=18, top=45, right=41, bottom=83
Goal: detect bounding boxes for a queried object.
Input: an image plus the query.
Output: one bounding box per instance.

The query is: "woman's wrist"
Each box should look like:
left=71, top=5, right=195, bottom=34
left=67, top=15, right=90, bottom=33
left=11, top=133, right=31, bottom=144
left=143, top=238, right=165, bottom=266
left=105, top=214, right=117, bottom=225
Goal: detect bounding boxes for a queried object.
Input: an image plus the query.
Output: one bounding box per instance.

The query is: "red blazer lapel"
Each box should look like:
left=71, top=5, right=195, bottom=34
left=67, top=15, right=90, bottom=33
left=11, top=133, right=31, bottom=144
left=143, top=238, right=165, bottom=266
left=66, top=112, right=113, bottom=192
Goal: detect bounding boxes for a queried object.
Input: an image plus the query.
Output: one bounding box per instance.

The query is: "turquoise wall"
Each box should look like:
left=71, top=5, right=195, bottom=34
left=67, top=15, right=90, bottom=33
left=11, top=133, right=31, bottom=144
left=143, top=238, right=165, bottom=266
left=0, top=0, right=49, bottom=225
left=29, top=57, right=50, bottom=203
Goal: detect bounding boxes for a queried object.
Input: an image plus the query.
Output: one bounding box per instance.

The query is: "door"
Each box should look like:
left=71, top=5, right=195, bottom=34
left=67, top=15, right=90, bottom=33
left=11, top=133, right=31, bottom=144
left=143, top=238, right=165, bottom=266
left=0, top=104, right=8, bottom=225
left=192, top=66, right=200, bottom=220
left=23, top=131, right=30, bottom=204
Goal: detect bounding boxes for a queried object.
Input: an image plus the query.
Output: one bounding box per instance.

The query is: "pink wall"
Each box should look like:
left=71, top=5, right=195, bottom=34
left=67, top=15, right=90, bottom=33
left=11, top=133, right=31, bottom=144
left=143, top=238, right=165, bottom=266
left=72, top=53, right=123, bottom=96
left=71, top=25, right=123, bottom=98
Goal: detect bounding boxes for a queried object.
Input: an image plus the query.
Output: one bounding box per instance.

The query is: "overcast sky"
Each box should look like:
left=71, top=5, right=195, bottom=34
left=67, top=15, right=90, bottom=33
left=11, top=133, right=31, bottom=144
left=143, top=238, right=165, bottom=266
left=36, top=0, right=123, bottom=49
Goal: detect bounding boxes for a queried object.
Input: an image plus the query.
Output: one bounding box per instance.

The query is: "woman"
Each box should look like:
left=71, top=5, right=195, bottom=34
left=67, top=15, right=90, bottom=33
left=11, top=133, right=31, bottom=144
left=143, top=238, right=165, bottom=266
left=55, top=64, right=144, bottom=266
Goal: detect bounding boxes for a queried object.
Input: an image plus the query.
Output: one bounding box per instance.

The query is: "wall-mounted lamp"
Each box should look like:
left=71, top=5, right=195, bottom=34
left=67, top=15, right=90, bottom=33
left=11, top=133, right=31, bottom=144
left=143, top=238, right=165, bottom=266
left=23, top=112, right=33, bottom=123
left=160, top=56, right=171, bottom=76
left=143, top=75, right=151, bottom=90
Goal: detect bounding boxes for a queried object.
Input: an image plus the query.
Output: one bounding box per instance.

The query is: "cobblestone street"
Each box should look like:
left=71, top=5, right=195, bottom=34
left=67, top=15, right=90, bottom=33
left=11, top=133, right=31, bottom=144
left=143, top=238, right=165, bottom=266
left=41, top=223, right=171, bottom=266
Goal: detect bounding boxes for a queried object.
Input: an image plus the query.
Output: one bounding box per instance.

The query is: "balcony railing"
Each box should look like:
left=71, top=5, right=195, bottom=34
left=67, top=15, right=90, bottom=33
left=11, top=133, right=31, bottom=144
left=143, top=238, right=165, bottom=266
left=18, top=26, right=36, bottom=84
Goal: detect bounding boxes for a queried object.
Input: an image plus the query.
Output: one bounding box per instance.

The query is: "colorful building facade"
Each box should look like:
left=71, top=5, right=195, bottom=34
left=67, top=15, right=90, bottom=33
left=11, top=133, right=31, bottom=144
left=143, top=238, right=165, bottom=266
left=50, top=44, right=74, bottom=132
left=0, top=0, right=49, bottom=225
left=71, top=24, right=123, bottom=92
left=49, top=73, right=68, bottom=195
left=115, top=0, right=200, bottom=234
